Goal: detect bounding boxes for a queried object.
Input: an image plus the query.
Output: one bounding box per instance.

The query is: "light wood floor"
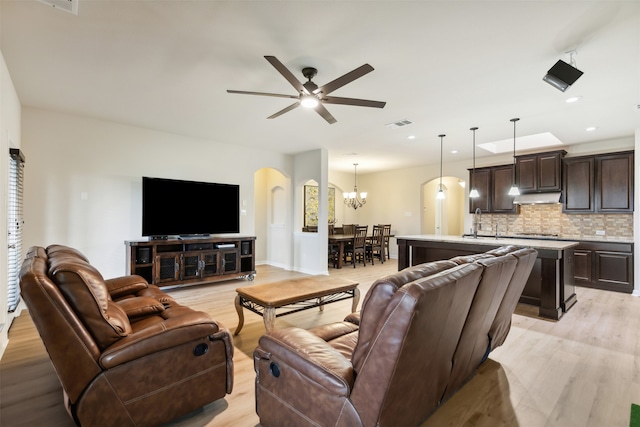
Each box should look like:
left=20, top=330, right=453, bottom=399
left=2, top=261, right=640, bottom=427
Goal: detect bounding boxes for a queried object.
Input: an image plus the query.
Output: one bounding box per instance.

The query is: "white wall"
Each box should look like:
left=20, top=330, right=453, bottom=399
left=21, top=107, right=292, bottom=279
left=292, top=149, right=329, bottom=275
left=0, top=49, right=22, bottom=357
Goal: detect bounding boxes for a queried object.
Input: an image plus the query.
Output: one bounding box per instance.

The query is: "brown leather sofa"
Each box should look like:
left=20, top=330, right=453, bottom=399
left=19, top=244, right=234, bottom=427
left=253, top=245, right=536, bottom=427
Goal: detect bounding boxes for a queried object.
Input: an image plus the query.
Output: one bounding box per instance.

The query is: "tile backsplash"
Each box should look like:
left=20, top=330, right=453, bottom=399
left=480, top=204, right=633, bottom=240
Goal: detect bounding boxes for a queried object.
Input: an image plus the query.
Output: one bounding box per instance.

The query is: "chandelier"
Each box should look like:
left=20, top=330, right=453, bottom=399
left=344, top=163, right=367, bottom=210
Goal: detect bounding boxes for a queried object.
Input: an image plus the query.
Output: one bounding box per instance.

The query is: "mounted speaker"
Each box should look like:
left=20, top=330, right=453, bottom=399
left=241, top=241, right=251, bottom=255
left=543, top=60, right=583, bottom=92
left=137, top=248, right=151, bottom=264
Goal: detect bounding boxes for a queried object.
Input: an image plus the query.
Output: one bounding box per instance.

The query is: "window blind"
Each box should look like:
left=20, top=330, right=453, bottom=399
left=7, top=149, right=25, bottom=312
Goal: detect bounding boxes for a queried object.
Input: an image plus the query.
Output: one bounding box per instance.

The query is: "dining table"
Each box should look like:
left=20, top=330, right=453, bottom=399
left=329, top=233, right=394, bottom=269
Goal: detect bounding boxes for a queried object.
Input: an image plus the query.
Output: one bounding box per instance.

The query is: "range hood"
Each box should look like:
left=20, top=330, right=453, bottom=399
left=513, top=192, right=562, bottom=204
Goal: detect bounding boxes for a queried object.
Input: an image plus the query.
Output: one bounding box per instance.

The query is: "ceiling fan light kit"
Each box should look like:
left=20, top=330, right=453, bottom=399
left=227, top=56, right=386, bottom=124
left=300, top=94, right=319, bottom=108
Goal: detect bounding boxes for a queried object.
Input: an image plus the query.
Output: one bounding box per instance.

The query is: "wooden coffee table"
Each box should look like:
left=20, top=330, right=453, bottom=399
left=234, top=276, right=359, bottom=334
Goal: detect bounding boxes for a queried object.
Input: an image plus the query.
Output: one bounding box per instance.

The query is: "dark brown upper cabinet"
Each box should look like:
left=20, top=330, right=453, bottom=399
left=563, top=150, right=633, bottom=214
left=516, top=150, right=566, bottom=193
left=468, top=165, right=517, bottom=214
left=596, top=151, right=634, bottom=213
left=469, top=168, right=490, bottom=213
left=563, top=157, right=594, bottom=212
left=492, top=165, right=518, bottom=213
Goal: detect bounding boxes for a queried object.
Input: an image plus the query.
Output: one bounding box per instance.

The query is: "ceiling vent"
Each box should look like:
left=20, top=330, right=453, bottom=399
left=385, top=119, right=413, bottom=129
left=38, top=0, right=78, bottom=15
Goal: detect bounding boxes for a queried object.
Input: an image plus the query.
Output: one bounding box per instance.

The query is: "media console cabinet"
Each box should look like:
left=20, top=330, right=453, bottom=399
left=125, top=235, right=256, bottom=288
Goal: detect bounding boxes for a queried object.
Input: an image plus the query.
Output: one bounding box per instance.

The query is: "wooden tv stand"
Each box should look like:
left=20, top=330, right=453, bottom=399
left=125, top=235, right=256, bottom=288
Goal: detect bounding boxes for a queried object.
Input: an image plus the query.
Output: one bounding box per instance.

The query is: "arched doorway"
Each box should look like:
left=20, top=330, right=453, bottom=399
left=422, top=176, right=465, bottom=235
left=254, top=167, right=290, bottom=269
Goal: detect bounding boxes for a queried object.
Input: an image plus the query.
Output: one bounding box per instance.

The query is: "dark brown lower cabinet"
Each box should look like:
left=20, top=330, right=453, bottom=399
left=574, top=241, right=634, bottom=293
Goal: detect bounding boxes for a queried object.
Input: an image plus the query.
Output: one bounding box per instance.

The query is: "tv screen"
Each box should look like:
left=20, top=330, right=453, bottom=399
left=142, top=177, right=240, bottom=237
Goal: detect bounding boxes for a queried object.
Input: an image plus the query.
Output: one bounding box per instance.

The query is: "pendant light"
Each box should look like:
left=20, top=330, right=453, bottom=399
left=508, top=118, right=520, bottom=196
left=436, top=134, right=446, bottom=200
left=469, top=127, right=480, bottom=198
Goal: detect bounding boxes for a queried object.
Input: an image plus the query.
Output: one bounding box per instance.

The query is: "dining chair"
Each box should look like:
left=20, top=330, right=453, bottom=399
left=342, top=224, right=357, bottom=235
left=380, top=224, right=392, bottom=261
left=328, top=224, right=339, bottom=268
left=341, top=224, right=357, bottom=262
left=346, top=225, right=368, bottom=268
left=367, top=225, right=385, bottom=264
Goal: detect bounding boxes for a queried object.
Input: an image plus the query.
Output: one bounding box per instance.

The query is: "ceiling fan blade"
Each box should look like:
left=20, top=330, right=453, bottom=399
left=267, top=102, right=300, bottom=119
left=315, top=103, right=337, bottom=124
left=322, top=96, right=386, bottom=108
left=227, top=90, right=298, bottom=100
left=314, top=64, right=374, bottom=96
left=264, top=56, right=308, bottom=94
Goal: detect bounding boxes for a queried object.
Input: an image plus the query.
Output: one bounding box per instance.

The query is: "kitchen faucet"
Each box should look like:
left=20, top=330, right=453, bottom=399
left=473, top=208, right=481, bottom=238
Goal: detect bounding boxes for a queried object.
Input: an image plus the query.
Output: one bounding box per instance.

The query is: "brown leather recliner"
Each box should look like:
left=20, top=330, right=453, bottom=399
left=253, top=247, right=537, bottom=427
left=19, top=245, right=234, bottom=427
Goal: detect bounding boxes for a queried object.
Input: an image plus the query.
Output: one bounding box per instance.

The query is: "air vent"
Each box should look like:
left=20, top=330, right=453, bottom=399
left=385, top=119, right=413, bottom=129
left=38, top=0, right=78, bottom=15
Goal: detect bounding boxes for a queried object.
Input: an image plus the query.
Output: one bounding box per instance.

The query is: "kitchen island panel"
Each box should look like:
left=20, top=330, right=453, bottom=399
left=397, top=235, right=578, bottom=320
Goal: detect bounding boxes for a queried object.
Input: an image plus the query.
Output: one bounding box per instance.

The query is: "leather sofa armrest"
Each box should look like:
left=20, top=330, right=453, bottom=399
left=105, top=275, right=149, bottom=299
left=344, top=312, right=360, bottom=325
left=99, top=310, right=229, bottom=368
left=116, top=296, right=165, bottom=319
left=256, top=327, right=355, bottom=396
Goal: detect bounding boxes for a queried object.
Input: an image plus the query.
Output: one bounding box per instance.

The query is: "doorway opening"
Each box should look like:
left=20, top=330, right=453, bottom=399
left=422, top=176, right=465, bottom=236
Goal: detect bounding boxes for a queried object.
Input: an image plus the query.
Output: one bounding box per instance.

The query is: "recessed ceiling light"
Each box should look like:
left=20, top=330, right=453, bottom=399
left=407, top=135, right=416, bottom=139
left=451, top=150, right=458, bottom=154
left=585, top=126, right=598, bottom=132
left=566, top=96, right=582, bottom=103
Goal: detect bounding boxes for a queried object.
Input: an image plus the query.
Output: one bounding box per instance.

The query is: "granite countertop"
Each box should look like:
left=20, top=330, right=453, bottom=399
left=396, top=234, right=579, bottom=250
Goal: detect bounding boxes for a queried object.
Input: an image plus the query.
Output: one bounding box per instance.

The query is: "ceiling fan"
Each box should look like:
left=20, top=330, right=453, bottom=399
left=227, top=56, right=386, bottom=124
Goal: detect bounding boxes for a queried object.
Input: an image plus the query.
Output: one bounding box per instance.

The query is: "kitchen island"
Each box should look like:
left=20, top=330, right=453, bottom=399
left=396, top=235, right=579, bottom=320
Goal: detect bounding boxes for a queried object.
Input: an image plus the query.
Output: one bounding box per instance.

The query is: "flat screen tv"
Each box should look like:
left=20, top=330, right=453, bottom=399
left=142, top=176, right=240, bottom=238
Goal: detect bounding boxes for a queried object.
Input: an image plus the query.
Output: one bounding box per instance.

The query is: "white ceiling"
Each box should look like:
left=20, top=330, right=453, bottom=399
left=1, top=1, right=639, bottom=173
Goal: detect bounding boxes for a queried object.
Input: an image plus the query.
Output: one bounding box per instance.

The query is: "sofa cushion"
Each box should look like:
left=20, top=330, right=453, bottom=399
left=350, top=262, right=484, bottom=427
left=48, top=256, right=132, bottom=350
left=444, top=253, right=518, bottom=399
left=485, top=245, right=520, bottom=256
left=352, top=259, right=457, bottom=372
left=47, top=244, right=90, bottom=262
left=449, top=253, right=495, bottom=264
left=489, top=247, right=538, bottom=349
